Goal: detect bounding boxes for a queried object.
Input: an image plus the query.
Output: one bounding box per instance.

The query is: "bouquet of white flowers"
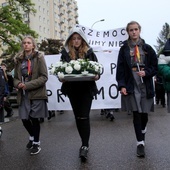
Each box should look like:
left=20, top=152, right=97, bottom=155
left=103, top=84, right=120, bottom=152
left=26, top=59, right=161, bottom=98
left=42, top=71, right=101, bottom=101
left=49, top=59, right=103, bottom=80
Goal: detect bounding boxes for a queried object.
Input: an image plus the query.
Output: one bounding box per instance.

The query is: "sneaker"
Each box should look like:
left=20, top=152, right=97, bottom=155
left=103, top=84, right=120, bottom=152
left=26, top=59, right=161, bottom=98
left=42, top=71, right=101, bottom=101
left=26, top=140, right=33, bottom=149
left=30, top=144, right=41, bottom=155
left=79, top=146, right=89, bottom=161
left=137, top=144, right=145, bottom=157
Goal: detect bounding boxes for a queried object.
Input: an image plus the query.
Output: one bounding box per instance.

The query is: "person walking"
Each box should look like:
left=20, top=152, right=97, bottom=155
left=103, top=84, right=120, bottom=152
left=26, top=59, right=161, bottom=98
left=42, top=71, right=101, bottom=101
left=59, top=27, right=100, bottom=161
left=154, top=74, right=165, bottom=107
left=158, top=37, right=170, bottom=112
left=0, top=66, right=6, bottom=123
left=116, top=21, right=158, bottom=157
left=1, top=63, right=14, bottom=117
left=13, top=35, right=48, bottom=155
left=0, top=66, right=6, bottom=137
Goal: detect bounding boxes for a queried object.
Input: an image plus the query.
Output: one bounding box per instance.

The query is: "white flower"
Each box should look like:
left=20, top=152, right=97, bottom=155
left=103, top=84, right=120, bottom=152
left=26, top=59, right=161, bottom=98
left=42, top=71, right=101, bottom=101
left=55, top=61, right=63, bottom=67
left=81, top=71, right=89, bottom=75
left=94, top=65, right=99, bottom=72
left=49, top=59, right=103, bottom=76
left=62, top=63, right=68, bottom=68
left=50, top=67, right=55, bottom=74
left=57, top=72, right=64, bottom=79
left=65, top=65, right=73, bottom=74
left=74, top=63, right=81, bottom=71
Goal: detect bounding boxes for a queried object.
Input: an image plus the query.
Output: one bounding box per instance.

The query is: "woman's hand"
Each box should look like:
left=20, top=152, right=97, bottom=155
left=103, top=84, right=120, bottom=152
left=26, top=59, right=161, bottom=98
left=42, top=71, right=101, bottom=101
left=18, top=82, right=26, bottom=90
left=137, top=70, right=145, bottom=77
left=94, top=74, right=99, bottom=81
left=58, top=78, right=65, bottom=83
left=120, top=87, right=128, bottom=95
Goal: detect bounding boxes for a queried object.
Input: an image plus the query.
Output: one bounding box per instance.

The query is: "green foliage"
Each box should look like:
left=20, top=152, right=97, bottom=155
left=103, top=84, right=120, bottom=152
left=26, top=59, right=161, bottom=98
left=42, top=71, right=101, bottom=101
left=0, top=0, right=37, bottom=55
left=154, top=23, right=170, bottom=55
left=37, top=39, right=64, bottom=55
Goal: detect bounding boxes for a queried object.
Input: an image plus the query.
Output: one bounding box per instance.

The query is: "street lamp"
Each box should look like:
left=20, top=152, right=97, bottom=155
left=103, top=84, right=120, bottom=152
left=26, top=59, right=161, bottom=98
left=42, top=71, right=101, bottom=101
left=91, top=19, right=105, bottom=29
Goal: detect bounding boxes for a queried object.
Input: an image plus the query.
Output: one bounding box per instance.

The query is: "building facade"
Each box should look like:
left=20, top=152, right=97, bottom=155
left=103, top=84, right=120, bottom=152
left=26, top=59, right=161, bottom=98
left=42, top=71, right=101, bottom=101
left=0, top=0, right=78, bottom=54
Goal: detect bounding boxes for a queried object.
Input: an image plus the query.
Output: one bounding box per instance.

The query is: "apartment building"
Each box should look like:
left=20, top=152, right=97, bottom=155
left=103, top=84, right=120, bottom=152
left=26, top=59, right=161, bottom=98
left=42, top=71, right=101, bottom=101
left=0, top=0, right=78, bottom=50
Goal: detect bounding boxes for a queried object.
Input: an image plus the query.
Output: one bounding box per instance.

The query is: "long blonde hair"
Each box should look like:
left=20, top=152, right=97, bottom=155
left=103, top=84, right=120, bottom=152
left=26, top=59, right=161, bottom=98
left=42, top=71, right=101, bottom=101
left=67, top=34, right=88, bottom=60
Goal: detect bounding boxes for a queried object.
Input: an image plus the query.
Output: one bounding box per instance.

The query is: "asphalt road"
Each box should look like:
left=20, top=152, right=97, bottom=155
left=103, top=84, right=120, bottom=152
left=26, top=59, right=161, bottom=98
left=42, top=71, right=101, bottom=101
left=0, top=104, right=170, bottom=170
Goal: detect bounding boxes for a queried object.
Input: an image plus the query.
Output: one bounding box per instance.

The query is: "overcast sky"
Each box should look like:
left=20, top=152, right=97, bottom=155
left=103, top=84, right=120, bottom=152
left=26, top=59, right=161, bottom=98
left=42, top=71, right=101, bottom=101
left=76, top=0, right=169, bottom=49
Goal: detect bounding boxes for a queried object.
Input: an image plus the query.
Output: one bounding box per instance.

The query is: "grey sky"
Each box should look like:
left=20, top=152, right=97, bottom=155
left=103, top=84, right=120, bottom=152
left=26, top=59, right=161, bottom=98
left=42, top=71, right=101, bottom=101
left=76, top=0, right=169, bottom=49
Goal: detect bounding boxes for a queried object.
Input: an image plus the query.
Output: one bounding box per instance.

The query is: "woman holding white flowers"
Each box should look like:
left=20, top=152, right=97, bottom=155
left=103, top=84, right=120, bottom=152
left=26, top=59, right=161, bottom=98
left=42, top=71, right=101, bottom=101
left=59, top=27, right=100, bottom=161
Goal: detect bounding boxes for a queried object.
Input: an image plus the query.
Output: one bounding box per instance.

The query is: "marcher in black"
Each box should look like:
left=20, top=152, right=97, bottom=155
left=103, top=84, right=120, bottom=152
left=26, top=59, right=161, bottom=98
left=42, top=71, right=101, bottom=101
left=154, top=74, right=165, bottom=107
left=116, top=21, right=158, bottom=157
left=59, top=27, right=100, bottom=161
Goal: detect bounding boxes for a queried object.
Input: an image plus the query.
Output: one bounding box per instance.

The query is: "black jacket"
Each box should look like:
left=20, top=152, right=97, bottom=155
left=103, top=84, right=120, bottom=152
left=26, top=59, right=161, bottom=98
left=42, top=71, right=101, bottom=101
left=116, top=40, right=158, bottom=98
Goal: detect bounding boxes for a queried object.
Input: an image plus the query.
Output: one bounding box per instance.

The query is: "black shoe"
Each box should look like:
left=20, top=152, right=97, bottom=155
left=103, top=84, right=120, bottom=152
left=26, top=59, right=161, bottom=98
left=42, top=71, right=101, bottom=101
left=39, top=118, right=44, bottom=123
left=26, top=140, right=33, bottom=149
left=30, top=144, right=41, bottom=155
left=47, top=111, right=55, bottom=120
left=5, top=111, right=14, bottom=118
left=162, top=104, right=166, bottom=107
left=137, top=144, right=145, bottom=157
left=79, top=146, right=89, bottom=161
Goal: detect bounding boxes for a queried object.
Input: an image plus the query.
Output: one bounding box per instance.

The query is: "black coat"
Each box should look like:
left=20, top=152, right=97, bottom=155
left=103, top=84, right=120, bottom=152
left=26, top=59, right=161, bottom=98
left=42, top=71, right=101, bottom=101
left=60, top=48, right=99, bottom=97
left=116, top=40, right=158, bottom=98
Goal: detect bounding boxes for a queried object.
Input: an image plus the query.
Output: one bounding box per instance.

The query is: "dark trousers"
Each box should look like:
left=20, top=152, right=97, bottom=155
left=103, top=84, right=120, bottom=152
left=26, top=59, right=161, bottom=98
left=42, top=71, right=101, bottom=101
left=0, top=107, right=4, bottom=122
left=4, top=97, right=13, bottom=114
left=22, top=116, right=40, bottom=142
left=68, top=92, right=93, bottom=147
left=155, top=83, right=165, bottom=106
left=133, top=111, right=148, bottom=142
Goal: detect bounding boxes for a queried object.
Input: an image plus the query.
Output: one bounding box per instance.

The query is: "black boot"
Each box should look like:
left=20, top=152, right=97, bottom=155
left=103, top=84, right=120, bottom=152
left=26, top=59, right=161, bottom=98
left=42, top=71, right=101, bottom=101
left=5, top=111, right=14, bottom=117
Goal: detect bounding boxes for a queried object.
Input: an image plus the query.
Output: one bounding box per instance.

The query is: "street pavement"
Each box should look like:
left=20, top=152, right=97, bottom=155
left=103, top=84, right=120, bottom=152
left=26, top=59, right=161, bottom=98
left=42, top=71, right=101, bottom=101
left=0, top=104, right=170, bottom=170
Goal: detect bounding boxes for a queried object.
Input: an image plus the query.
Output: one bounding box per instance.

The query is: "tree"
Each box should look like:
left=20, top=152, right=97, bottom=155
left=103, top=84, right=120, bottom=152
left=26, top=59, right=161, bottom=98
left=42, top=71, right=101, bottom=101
left=154, top=22, right=170, bottom=55
left=0, top=0, right=37, bottom=56
left=38, top=39, right=64, bottom=55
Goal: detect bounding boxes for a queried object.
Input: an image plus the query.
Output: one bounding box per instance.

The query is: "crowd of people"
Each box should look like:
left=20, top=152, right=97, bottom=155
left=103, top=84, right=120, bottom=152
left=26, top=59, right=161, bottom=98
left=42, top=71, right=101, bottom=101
left=0, top=20, right=170, bottom=162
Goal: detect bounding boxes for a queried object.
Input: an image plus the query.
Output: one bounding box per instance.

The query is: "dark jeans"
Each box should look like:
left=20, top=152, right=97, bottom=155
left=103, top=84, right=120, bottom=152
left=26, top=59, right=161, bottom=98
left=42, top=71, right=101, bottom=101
left=133, top=111, right=148, bottom=142
left=4, top=97, right=13, bottom=114
left=68, top=92, right=93, bottom=147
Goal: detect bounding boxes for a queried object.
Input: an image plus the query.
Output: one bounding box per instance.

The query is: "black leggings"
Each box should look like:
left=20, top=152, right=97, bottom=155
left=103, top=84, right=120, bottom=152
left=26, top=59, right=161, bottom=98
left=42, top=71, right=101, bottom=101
left=133, top=111, right=148, bottom=142
left=68, top=92, right=93, bottom=147
left=22, top=117, right=40, bottom=142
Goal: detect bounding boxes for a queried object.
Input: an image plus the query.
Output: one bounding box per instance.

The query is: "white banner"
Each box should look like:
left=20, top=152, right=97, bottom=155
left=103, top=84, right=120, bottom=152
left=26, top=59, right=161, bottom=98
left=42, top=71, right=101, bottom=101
left=45, top=51, right=121, bottom=110
left=45, top=25, right=128, bottom=110
left=75, top=24, right=128, bottom=52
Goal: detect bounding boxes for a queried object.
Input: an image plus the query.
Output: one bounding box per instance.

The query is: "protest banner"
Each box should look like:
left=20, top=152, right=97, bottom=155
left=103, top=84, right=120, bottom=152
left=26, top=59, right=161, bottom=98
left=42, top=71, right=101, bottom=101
left=45, top=25, right=128, bottom=110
